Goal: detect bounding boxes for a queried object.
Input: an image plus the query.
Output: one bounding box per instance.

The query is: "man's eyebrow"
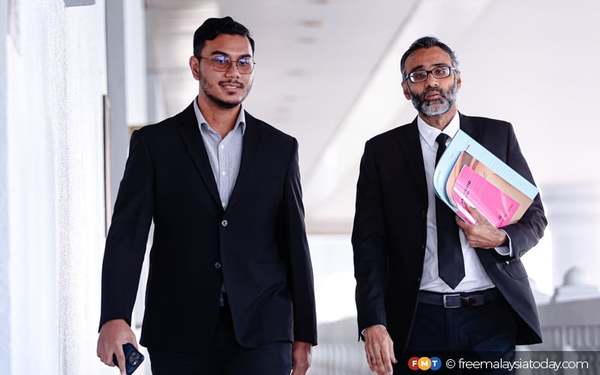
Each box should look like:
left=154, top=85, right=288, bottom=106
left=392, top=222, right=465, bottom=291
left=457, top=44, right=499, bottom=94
left=408, top=64, right=425, bottom=73
left=408, top=63, right=451, bottom=73
left=210, top=50, right=252, bottom=59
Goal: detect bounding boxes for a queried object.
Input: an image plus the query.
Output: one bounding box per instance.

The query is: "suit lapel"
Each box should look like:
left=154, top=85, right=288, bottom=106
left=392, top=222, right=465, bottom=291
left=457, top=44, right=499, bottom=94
left=175, top=103, right=222, bottom=208
left=225, top=111, right=261, bottom=212
left=459, top=112, right=483, bottom=143
left=396, top=118, right=428, bottom=208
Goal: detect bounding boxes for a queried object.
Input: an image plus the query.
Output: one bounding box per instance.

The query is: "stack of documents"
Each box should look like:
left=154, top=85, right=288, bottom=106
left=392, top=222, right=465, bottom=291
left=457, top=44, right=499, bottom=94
left=433, top=130, right=538, bottom=228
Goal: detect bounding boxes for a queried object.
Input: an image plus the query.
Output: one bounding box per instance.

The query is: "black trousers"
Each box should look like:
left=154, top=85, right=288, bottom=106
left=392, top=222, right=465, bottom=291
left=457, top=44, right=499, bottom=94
left=397, top=289, right=517, bottom=374
left=148, top=301, right=292, bottom=375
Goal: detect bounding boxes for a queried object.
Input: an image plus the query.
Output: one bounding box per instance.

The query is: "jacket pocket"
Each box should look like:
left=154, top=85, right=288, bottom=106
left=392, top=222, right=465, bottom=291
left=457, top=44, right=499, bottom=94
left=502, top=259, right=528, bottom=280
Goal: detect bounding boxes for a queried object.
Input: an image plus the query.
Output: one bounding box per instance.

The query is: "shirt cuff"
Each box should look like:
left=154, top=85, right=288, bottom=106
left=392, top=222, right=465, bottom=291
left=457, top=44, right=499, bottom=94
left=494, top=230, right=512, bottom=257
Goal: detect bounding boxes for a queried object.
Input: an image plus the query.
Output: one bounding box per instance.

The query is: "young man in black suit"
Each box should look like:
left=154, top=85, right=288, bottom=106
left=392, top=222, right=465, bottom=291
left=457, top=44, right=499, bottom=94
left=97, top=17, right=317, bottom=375
left=352, top=37, right=547, bottom=374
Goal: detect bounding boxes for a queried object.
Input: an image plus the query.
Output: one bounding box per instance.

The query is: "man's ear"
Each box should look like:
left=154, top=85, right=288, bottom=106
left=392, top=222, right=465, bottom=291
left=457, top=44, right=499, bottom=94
left=189, top=55, right=201, bottom=81
left=402, top=81, right=412, bottom=100
left=455, top=71, right=462, bottom=90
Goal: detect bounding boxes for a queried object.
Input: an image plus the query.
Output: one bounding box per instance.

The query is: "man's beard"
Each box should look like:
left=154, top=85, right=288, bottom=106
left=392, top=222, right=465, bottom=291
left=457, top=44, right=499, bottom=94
left=410, top=80, right=457, bottom=116
left=204, top=80, right=253, bottom=109
left=206, top=92, right=242, bottom=109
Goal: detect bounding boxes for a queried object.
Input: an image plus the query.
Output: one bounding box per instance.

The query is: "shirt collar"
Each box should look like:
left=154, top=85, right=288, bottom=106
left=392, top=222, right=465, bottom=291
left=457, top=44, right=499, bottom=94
left=416, top=112, right=460, bottom=148
left=193, top=96, right=246, bottom=136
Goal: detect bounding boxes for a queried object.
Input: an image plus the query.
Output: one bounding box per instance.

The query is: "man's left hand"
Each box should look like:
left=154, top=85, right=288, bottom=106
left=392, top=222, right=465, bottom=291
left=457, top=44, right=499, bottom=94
left=456, top=206, right=507, bottom=249
left=292, top=341, right=312, bottom=374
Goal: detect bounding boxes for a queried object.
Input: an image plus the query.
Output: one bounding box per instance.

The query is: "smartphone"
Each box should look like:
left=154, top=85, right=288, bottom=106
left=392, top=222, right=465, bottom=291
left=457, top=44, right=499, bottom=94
left=112, top=343, right=144, bottom=375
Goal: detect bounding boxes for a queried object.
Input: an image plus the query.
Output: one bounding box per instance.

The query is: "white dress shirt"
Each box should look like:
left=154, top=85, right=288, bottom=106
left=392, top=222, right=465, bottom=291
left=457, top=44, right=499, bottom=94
left=193, top=97, right=246, bottom=209
left=417, top=114, right=509, bottom=293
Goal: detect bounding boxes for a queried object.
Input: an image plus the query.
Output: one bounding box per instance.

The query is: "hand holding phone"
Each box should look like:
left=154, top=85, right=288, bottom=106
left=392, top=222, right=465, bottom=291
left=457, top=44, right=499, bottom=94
left=112, top=343, right=144, bottom=374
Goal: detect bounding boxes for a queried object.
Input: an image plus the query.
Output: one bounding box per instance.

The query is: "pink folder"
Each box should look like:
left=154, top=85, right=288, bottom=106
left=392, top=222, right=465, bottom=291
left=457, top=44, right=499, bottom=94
left=450, top=165, right=521, bottom=228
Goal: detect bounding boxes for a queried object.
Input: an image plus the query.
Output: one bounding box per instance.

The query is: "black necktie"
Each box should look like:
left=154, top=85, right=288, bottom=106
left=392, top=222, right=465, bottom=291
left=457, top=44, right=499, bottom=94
left=435, top=133, right=465, bottom=289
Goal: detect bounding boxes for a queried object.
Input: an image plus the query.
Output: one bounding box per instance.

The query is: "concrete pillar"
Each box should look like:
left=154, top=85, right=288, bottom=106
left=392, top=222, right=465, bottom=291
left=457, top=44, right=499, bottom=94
left=105, top=0, right=129, bottom=210
left=0, top=0, right=10, bottom=372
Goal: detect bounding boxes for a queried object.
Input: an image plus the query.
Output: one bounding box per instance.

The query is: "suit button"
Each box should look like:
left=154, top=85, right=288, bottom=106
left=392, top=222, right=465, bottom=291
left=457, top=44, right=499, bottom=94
left=221, top=220, right=228, bottom=227
left=214, top=262, right=222, bottom=269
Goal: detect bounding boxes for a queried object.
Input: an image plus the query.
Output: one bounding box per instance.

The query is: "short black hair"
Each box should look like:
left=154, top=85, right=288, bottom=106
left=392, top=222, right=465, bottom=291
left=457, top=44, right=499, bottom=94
left=400, top=36, right=458, bottom=77
left=193, top=16, right=255, bottom=56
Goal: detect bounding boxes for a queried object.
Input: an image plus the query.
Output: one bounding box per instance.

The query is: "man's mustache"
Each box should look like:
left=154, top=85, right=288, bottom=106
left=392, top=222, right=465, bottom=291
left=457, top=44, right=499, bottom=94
left=219, top=81, right=244, bottom=88
left=422, top=88, right=445, bottom=99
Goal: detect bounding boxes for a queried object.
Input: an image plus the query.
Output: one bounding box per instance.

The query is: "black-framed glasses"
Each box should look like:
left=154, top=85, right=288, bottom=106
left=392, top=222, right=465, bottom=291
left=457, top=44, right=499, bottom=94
left=197, top=54, right=255, bottom=74
left=404, top=65, right=457, bottom=83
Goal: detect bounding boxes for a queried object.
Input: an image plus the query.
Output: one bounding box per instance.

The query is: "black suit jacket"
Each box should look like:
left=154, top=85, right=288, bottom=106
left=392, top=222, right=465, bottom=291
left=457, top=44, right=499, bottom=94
left=352, top=113, right=547, bottom=353
left=100, top=102, right=317, bottom=351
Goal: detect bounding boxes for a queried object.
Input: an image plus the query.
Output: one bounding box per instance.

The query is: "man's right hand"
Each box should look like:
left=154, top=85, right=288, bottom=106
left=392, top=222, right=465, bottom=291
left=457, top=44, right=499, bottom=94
left=363, top=324, right=397, bottom=375
left=97, top=319, right=138, bottom=375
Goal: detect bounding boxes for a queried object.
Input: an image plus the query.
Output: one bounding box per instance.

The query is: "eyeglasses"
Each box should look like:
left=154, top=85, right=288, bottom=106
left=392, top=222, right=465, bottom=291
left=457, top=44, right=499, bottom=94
left=198, top=54, right=255, bottom=74
left=404, top=65, right=457, bottom=83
